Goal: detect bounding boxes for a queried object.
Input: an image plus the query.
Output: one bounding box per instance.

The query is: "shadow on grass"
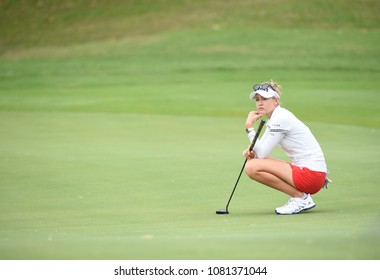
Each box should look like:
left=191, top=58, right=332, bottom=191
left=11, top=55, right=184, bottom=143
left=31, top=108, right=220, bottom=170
left=226, top=209, right=328, bottom=217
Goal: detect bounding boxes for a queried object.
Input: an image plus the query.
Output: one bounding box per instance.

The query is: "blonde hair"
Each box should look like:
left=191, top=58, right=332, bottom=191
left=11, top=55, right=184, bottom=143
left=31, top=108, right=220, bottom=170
left=266, top=79, right=282, bottom=97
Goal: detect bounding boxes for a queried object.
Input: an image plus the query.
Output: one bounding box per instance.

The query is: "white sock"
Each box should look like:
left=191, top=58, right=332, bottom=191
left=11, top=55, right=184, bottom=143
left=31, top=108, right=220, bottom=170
left=294, top=193, right=308, bottom=200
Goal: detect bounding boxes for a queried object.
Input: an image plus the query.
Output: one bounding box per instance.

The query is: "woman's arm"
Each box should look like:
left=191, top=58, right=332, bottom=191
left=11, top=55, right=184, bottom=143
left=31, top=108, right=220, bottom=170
left=248, top=127, right=285, bottom=158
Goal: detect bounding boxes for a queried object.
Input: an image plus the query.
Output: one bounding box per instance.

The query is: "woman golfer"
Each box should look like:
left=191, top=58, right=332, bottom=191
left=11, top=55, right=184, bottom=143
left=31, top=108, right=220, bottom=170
left=243, top=81, right=329, bottom=215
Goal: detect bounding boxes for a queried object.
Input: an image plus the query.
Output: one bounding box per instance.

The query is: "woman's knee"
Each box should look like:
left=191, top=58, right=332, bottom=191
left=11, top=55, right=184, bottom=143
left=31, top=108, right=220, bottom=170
left=244, top=159, right=259, bottom=179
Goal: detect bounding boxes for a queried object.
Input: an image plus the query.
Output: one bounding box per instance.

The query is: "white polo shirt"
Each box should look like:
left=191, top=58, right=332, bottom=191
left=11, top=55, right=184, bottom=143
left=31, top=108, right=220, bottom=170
left=248, top=106, right=327, bottom=172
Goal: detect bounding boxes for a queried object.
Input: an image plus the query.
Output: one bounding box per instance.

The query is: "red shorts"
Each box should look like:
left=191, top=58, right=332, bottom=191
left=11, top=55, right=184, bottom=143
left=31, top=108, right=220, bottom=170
left=290, top=164, right=326, bottom=194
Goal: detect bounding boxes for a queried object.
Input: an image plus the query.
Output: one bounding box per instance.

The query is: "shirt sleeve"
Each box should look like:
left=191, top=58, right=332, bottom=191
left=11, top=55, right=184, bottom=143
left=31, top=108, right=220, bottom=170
left=247, top=111, right=290, bottom=158
left=253, top=127, right=286, bottom=158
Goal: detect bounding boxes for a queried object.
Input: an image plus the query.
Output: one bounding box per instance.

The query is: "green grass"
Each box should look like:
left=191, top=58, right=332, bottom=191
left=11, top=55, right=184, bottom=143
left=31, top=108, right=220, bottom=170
left=0, top=113, right=379, bottom=259
left=1, top=0, right=379, bottom=52
left=0, top=0, right=380, bottom=260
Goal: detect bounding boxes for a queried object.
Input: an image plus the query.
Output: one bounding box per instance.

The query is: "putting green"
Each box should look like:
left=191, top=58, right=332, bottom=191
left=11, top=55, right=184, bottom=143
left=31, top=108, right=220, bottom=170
left=0, top=111, right=379, bottom=259
left=0, top=0, right=379, bottom=260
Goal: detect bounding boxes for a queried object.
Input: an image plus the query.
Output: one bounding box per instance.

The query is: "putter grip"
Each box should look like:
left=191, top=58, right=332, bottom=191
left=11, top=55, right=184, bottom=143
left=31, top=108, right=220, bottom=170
left=249, top=119, right=266, bottom=151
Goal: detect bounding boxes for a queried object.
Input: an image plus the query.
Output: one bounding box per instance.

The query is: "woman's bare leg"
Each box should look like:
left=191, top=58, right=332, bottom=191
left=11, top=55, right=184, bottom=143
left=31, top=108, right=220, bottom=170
left=244, top=158, right=303, bottom=197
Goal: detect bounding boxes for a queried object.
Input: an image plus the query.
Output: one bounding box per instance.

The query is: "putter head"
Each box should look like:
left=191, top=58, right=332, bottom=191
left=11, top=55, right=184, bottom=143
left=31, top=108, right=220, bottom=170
left=216, top=209, right=229, bottom=215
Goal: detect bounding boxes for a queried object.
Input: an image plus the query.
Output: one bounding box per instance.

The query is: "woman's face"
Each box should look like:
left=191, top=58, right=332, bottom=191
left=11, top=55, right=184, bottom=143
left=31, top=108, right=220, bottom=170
left=255, top=95, right=279, bottom=117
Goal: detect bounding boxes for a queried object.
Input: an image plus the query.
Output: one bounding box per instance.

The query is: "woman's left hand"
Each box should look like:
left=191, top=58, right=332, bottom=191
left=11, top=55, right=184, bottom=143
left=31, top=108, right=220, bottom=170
left=242, top=147, right=255, bottom=160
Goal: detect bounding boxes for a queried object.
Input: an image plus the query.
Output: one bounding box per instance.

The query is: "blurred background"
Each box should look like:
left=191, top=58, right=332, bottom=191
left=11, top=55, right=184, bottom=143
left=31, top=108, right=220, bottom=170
left=0, top=0, right=379, bottom=259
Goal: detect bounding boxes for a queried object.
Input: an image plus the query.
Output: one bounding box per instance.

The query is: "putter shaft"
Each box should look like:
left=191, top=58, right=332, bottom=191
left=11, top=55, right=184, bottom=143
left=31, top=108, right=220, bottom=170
left=217, top=119, right=266, bottom=214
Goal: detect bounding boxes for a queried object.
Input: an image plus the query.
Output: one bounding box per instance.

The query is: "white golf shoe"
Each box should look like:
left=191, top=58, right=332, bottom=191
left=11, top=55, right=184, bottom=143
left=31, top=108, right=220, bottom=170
left=275, top=193, right=316, bottom=215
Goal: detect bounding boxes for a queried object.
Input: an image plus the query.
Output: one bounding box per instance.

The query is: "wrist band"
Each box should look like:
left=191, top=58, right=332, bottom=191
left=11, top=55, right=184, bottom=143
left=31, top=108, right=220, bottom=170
left=245, top=128, right=254, bottom=134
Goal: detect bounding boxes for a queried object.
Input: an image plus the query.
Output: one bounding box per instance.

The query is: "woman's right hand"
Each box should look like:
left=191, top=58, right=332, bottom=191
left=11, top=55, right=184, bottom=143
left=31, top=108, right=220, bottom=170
left=245, top=111, right=263, bottom=128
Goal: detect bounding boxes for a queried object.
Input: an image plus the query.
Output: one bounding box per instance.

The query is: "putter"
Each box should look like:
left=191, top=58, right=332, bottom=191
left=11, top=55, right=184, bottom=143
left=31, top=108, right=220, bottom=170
left=216, top=119, right=266, bottom=215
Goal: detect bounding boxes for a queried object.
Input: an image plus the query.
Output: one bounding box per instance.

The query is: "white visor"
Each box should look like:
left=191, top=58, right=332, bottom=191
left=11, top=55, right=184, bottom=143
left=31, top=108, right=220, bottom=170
left=249, top=88, right=280, bottom=99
